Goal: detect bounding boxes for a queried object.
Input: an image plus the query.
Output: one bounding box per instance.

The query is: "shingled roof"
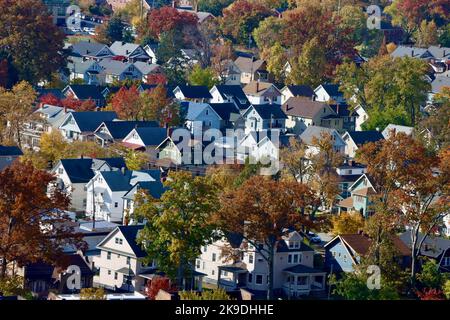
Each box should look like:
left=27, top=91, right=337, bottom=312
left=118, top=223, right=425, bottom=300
left=282, top=97, right=329, bottom=118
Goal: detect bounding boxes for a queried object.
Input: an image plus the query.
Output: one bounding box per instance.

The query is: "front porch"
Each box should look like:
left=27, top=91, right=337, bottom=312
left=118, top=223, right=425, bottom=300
left=282, top=265, right=326, bottom=298
left=217, top=265, right=248, bottom=291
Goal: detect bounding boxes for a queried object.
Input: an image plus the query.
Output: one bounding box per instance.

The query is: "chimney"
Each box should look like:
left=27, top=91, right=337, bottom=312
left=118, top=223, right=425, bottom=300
left=411, top=49, right=414, bottom=57
left=121, top=167, right=126, bottom=175
left=256, top=81, right=259, bottom=93
left=312, top=94, right=316, bottom=101
left=335, top=103, right=339, bottom=115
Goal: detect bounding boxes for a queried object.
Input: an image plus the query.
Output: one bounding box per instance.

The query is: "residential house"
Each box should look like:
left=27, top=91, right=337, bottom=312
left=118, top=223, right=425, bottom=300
left=93, top=225, right=156, bottom=292
left=121, top=127, right=168, bottom=161
left=62, top=84, right=107, bottom=108
left=68, top=40, right=113, bottom=61
left=156, top=135, right=204, bottom=167
left=59, top=111, right=118, bottom=142
left=67, top=57, right=102, bottom=85
left=243, top=81, right=282, bottom=105
left=280, top=85, right=315, bottom=104
left=173, top=85, right=212, bottom=103
left=342, top=130, right=384, bottom=159
left=329, top=104, right=356, bottom=132
left=94, top=120, right=159, bottom=147
left=0, top=145, right=22, bottom=171
left=196, top=230, right=326, bottom=298
left=354, top=105, right=369, bottom=131
left=217, top=60, right=242, bottom=85
left=98, top=60, right=143, bottom=85
left=382, top=124, right=414, bottom=139
left=237, top=130, right=291, bottom=163
left=143, top=43, right=158, bottom=64
left=429, top=72, right=450, bottom=103
left=21, top=105, right=74, bottom=150
left=242, top=104, right=287, bottom=134
left=390, top=46, right=434, bottom=60
left=314, top=84, right=345, bottom=104
left=336, top=160, right=367, bottom=199
left=299, top=126, right=346, bottom=156
left=400, top=232, right=450, bottom=274
left=209, top=85, right=250, bottom=110
left=282, top=97, right=337, bottom=135
left=133, top=61, right=162, bottom=83
left=324, top=233, right=410, bottom=273
left=109, top=41, right=151, bottom=63
left=177, top=8, right=214, bottom=25
left=234, top=57, right=269, bottom=84
left=51, top=157, right=127, bottom=212
left=336, top=174, right=377, bottom=218
left=85, top=169, right=161, bottom=223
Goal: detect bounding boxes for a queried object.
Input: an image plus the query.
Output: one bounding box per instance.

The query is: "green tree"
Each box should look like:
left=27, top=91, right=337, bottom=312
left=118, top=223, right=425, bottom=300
left=80, top=288, right=106, bottom=300
left=179, top=288, right=230, bottom=300
left=265, top=42, right=286, bottom=86
left=95, top=15, right=127, bottom=45
left=417, top=259, right=445, bottom=289
left=438, top=23, right=450, bottom=47
left=286, top=37, right=327, bottom=88
left=252, top=16, right=286, bottom=52
left=415, top=20, right=439, bottom=48
left=198, top=0, right=234, bottom=16
left=135, top=171, right=219, bottom=289
left=187, top=65, right=219, bottom=89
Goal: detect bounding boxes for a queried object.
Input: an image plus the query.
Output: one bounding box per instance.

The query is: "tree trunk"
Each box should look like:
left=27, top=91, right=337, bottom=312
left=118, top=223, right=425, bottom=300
left=0, top=257, right=7, bottom=279
left=410, top=226, right=419, bottom=289
left=266, top=245, right=274, bottom=300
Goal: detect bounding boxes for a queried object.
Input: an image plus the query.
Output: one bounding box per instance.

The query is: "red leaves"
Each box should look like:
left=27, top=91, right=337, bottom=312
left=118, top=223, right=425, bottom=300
left=110, top=85, right=141, bottom=120
left=146, top=73, right=168, bottom=85
left=61, top=97, right=97, bottom=111
left=145, top=276, right=177, bottom=300
left=39, top=93, right=61, bottom=107
left=416, top=288, right=445, bottom=300
left=147, top=6, right=198, bottom=40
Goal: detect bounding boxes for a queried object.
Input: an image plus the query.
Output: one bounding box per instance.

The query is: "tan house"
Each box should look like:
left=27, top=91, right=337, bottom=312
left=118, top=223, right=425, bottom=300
left=243, top=81, right=282, bottom=105
left=234, top=57, right=270, bottom=84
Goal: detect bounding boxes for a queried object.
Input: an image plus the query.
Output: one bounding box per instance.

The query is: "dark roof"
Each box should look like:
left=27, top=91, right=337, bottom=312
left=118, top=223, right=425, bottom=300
left=282, top=97, right=329, bottom=118
left=131, top=180, right=166, bottom=199
left=209, top=103, right=241, bottom=121
left=134, top=127, right=168, bottom=146
left=101, top=171, right=132, bottom=191
left=0, top=145, right=22, bottom=156
left=339, top=234, right=410, bottom=257
left=346, top=131, right=384, bottom=145
left=70, top=111, right=117, bottom=132
left=60, top=254, right=94, bottom=276
left=176, top=85, right=212, bottom=99
left=65, top=85, right=106, bottom=101
left=249, top=104, right=287, bottom=120
left=284, top=264, right=325, bottom=274
left=139, top=84, right=175, bottom=98
left=214, top=85, right=250, bottom=110
left=24, top=262, right=54, bottom=280
left=277, top=240, right=314, bottom=252
left=36, top=88, right=65, bottom=100
left=319, top=84, right=343, bottom=97
left=70, top=41, right=107, bottom=57
left=400, top=231, right=450, bottom=259
left=99, top=121, right=159, bottom=139
left=286, top=85, right=315, bottom=98
left=59, top=158, right=126, bottom=183
left=330, top=104, right=354, bottom=117
left=118, top=225, right=146, bottom=258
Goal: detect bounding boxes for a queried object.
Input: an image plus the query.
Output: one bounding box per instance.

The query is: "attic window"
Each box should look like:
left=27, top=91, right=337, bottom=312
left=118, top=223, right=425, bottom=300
left=115, top=237, right=123, bottom=245
left=206, top=109, right=209, bottom=115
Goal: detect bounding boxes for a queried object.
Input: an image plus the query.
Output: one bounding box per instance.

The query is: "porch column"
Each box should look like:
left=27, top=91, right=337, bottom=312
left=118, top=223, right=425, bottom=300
left=217, top=267, right=221, bottom=289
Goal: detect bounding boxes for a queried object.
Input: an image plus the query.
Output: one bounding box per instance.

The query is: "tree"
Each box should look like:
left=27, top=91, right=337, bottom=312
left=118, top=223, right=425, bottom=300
left=146, top=73, right=168, bottom=85
left=198, top=0, right=234, bottom=16
left=39, top=93, right=61, bottom=107
left=252, top=16, right=286, bottom=52
left=264, top=42, right=286, bottom=86
left=60, top=97, right=97, bottom=112
left=220, top=0, right=273, bottom=45
left=0, top=161, right=84, bottom=278
left=145, top=276, right=177, bottom=300
left=125, top=150, right=149, bottom=170
left=217, top=176, right=319, bottom=299
left=356, top=133, right=449, bottom=288
left=0, top=0, right=66, bottom=84
left=438, top=23, right=450, bottom=47
left=415, top=20, right=439, bottom=47
left=416, top=288, right=445, bottom=300
left=331, top=212, right=365, bottom=235
left=39, top=131, right=69, bottom=165
left=95, top=15, right=127, bottom=45
left=385, top=0, right=431, bottom=40
left=444, top=279, right=450, bottom=299
left=110, top=86, right=142, bottom=120
left=279, top=136, right=310, bottom=183
left=417, top=259, right=445, bottom=289
left=211, top=41, right=236, bottom=83
left=140, top=85, right=179, bottom=126
left=286, top=37, right=327, bottom=88
left=179, top=288, right=230, bottom=300
left=187, top=65, right=219, bottom=89
left=135, top=171, right=219, bottom=289
left=0, top=81, right=36, bottom=146
left=419, top=101, right=450, bottom=151
left=145, top=6, right=198, bottom=41
left=79, top=288, right=106, bottom=300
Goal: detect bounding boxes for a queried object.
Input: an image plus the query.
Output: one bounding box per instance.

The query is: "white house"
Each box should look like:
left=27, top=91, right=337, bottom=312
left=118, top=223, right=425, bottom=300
left=98, top=60, right=143, bottom=85
left=59, top=111, right=118, bottom=142
left=314, top=84, right=345, bottom=104
left=109, top=41, right=151, bottom=63
left=195, top=230, right=326, bottom=297
left=85, top=169, right=160, bottom=223
left=121, top=127, right=168, bottom=161
left=242, top=104, right=287, bottom=134
left=382, top=124, right=414, bottom=139
left=51, top=157, right=127, bottom=212
left=354, top=105, right=369, bottom=131
left=299, top=126, right=346, bottom=156
left=209, top=85, right=250, bottom=110
left=280, top=85, right=315, bottom=104
left=243, top=81, right=282, bottom=105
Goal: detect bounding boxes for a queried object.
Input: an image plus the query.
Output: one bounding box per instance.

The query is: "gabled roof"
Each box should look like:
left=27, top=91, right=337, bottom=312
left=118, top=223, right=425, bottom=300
left=243, top=81, right=279, bottom=96
left=132, top=127, right=168, bottom=147
left=95, top=121, right=159, bottom=140
left=175, top=85, right=212, bottom=99
left=133, top=61, right=160, bottom=75
left=315, top=84, right=343, bottom=98
left=209, top=103, right=241, bottom=121
left=123, top=180, right=166, bottom=200
left=391, top=45, right=433, bottom=59
left=427, top=45, right=450, bottom=60
left=64, top=85, right=105, bottom=101
left=70, top=40, right=110, bottom=58
left=36, top=88, right=65, bottom=100
left=98, top=59, right=137, bottom=76
left=212, top=85, right=250, bottom=109
left=117, top=225, right=146, bottom=258
left=244, top=104, right=287, bottom=120
left=57, top=158, right=126, bottom=183
left=234, top=57, right=266, bottom=74
left=0, top=145, right=22, bottom=156
left=109, top=41, right=146, bottom=58
left=382, top=124, right=414, bottom=138
left=282, top=97, right=330, bottom=118
left=299, top=126, right=342, bottom=146
left=67, top=111, right=117, bottom=132
left=345, top=130, right=384, bottom=145
left=284, top=85, right=315, bottom=98
left=98, top=169, right=159, bottom=192
left=329, top=104, right=354, bottom=117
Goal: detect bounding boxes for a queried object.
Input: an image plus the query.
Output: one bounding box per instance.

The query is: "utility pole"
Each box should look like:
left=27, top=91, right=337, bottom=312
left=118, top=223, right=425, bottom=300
left=92, top=179, right=96, bottom=230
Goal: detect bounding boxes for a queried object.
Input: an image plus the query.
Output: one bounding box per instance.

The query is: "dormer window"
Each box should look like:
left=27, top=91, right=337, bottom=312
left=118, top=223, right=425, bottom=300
left=206, top=109, right=209, bottom=115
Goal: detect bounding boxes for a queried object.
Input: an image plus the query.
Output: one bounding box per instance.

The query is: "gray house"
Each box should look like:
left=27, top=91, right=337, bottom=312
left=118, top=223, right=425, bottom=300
left=0, top=145, right=22, bottom=171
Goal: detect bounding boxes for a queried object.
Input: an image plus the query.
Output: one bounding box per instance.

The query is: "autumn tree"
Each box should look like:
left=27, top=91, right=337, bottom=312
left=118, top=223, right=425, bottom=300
left=145, top=276, right=177, bottom=300
left=217, top=176, right=319, bottom=299
left=220, top=0, right=273, bottom=45
left=39, top=93, right=61, bottom=107
left=331, top=212, right=365, bottom=235
left=198, top=0, right=234, bottom=16
left=264, top=42, right=286, bottom=86
left=211, top=41, right=236, bottom=83
left=39, top=131, right=69, bottom=165
left=414, top=20, right=439, bottom=47
left=80, top=288, right=106, bottom=300
left=110, top=85, right=142, bottom=120
left=140, top=85, right=180, bottom=126
left=135, top=171, right=219, bottom=289
left=252, top=16, right=286, bottom=52
left=356, top=133, right=449, bottom=288
left=279, top=136, right=310, bottom=183
left=0, top=161, right=84, bottom=278
left=418, top=102, right=450, bottom=151
left=61, top=97, right=97, bottom=112
left=145, top=6, right=198, bottom=41
left=179, top=288, right=230, bottom=300
left=0, top=0, right=66, bottom=84
left=0, top=81, right=36, bottom=146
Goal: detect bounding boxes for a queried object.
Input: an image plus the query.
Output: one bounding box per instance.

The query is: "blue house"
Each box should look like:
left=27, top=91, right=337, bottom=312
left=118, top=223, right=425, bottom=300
left=324, top=233, right=410, bottom=273
left=59, top=111, right=118, bottom=142
left=336, top=174, right=377, bottom=218
left=94, top=120, right=159, bottom=146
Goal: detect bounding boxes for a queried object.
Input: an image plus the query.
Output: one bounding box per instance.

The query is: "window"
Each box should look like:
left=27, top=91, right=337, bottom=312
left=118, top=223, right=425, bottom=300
left=288, top=254, right=292, bottom=263
left=348, top=169, right=352, bottom=175
left=196, top=259, right=201, bottom=269
left=293, top=242, right=300, bottom=249
left=115, top=238, right=123, bottom=245
left=114, top=202, right=119, bottom=208
left=202, top=262, right=205, bottom=270
left=293, top=254, right=299, bottom=263
left=205, top=109, right=209, bottom=115
left=58, top=168, right=64, bottom=174
left=212, top=270, right=215, bottom=276
left=126, top=257, right=131, bottom=264
left=248, top=254, right=254, bottom=264
left=255, top=274, right=263, bottom=285
left=107, top=252, right=111, bottom=260
left=289, top=242, right=294, bottom=249
left=248, top=273, right=253, bottom=283
left=114, top=272, right=118, bottom=280
left=108, top=270, right=111, bottom=275
left=212, top=253, right=216, bottom=262
left=443, top=257, right=450, bottom=266
left=222, top=271, right=228, bottom=277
